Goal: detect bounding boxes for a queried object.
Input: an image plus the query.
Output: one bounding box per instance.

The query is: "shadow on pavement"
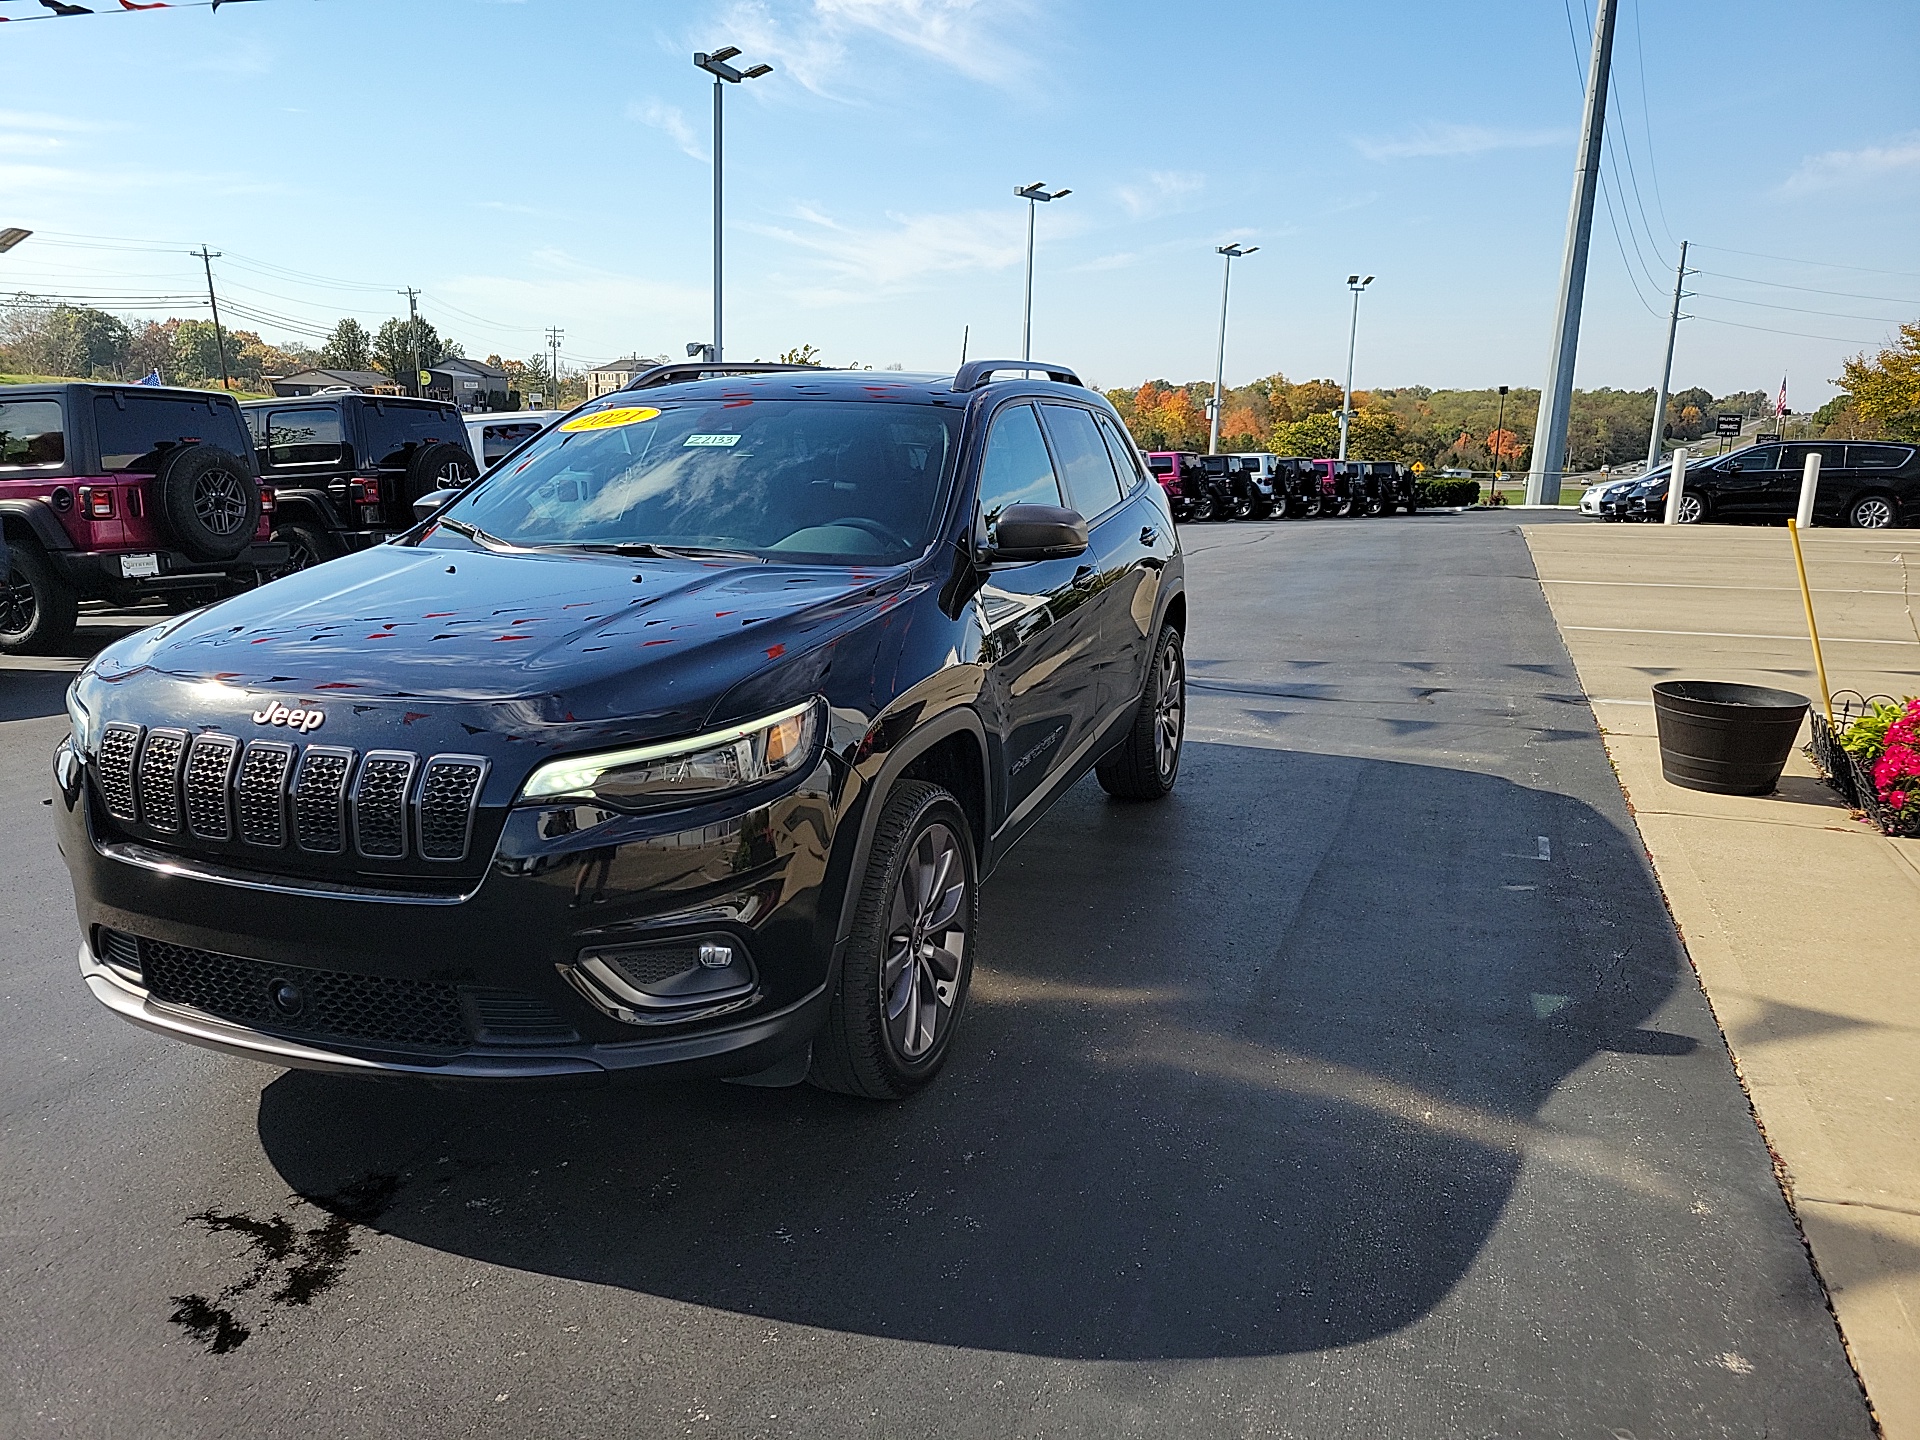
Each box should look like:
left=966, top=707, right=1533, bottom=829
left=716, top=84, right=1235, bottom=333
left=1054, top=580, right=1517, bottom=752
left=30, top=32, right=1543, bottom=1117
left=256, top=742, right=1690, bottom=1361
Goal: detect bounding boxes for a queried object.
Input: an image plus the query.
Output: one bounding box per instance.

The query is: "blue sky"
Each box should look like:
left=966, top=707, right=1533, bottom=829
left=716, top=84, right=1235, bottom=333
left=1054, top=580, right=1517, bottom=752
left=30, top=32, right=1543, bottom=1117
left=2, top=0, right=1917, bottom=406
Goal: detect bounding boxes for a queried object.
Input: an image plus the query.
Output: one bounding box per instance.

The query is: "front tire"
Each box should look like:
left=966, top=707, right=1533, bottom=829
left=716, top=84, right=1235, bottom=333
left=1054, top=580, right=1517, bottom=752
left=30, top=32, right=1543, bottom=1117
left=1676, top=493, right=1708, bottom=524
left=0, top=541, right=79, bottom=655
left=809, top=780, right=978, bottom=1100
left=1097, top=624, right=1185, bottom=801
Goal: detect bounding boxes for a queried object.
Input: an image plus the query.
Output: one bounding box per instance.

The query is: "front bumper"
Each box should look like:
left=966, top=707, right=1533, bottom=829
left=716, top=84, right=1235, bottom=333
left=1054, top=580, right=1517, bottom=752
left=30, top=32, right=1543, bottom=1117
left=59, top=750, right=844, bottom=1082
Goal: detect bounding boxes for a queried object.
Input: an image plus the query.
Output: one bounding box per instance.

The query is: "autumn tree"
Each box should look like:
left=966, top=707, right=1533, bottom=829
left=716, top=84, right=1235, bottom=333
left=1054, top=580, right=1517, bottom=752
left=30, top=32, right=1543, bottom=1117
left=1837, top=321, right=1920, bottom=442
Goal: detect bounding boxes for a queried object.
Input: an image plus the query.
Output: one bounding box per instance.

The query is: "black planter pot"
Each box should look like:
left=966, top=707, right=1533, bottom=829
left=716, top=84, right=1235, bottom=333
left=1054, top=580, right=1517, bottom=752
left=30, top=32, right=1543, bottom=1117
left=1651, top=681, right=1810, bottom=796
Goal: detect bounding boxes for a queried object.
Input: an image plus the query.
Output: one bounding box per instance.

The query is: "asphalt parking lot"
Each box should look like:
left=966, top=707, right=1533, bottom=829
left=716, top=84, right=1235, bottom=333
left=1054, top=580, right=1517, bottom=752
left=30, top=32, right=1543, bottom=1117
left=0, top=514, right=1874, bottom=1438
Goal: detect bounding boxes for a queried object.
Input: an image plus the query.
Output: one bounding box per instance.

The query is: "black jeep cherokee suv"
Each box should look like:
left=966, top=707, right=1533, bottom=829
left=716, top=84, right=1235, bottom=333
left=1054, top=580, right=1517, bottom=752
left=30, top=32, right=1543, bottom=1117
left=239, top=393, right=478, bottom=572
left=57, top=362, right=1187, bottom=1099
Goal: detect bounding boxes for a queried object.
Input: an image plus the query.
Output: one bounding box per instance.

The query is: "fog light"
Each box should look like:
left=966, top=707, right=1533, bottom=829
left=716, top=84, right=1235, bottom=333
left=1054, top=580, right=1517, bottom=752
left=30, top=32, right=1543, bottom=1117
left=699, top=940, right=734, bottom=969
left=559, top=932, right=756, bottom=1026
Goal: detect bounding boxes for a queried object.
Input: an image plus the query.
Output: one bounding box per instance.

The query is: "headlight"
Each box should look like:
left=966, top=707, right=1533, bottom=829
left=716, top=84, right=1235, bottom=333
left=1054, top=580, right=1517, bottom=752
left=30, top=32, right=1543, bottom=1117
left=519, top=699, right=823, bottom=806
left=65, top=682, right=94, bottom=753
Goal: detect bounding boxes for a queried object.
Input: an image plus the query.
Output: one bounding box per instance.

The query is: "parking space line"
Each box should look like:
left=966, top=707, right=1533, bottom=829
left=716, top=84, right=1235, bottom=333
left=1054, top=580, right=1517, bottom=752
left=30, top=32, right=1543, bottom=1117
left=1564, top=626, right=1920, bottom=646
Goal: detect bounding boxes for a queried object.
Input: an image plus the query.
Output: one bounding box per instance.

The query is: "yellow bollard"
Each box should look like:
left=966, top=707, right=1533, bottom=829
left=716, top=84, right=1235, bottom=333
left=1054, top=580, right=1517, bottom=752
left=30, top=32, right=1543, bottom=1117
left=1787, top=519, right=1833, bottom=726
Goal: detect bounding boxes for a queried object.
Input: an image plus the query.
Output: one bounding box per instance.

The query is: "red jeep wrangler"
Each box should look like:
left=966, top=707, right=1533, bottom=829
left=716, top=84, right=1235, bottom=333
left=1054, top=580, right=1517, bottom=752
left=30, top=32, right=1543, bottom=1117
left=0, top=383, right=284, bottom=654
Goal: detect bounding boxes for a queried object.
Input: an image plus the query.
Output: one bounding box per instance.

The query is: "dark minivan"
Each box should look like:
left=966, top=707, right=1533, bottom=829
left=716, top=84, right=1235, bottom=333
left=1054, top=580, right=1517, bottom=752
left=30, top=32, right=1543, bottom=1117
left=1622, top=441, right=1920, bottom=527
left=240, top=393, right=478, bottom=570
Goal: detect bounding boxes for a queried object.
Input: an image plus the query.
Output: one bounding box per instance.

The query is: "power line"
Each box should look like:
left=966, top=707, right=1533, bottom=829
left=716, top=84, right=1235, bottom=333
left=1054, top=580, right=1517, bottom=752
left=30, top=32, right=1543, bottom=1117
left=1688, top=289, right=1912, bottom=325
left=1689, top=314, right=1886, bottom=346
left=1690, top=243, right=1920, bottom=280
left=1626, top=0, right=1678, bottom=247
left=1690, top=268, right=1920, bottom=306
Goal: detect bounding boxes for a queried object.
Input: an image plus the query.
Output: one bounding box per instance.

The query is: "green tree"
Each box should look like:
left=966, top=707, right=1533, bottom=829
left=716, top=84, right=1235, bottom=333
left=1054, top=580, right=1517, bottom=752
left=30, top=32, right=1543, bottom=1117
left=1273, top=412, right=1341, bottom=457
left=370, top=316, right=451, bottom=392
left=318, top=317, right=372, bottom=372
left=170, top=318, right=229, bottom=386
left=1838, top=321, right=1920, bottom=442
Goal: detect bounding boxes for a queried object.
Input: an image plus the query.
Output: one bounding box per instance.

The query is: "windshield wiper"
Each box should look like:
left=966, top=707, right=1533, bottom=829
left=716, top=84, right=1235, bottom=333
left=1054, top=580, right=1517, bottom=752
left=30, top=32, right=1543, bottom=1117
left=563, top=541, right=769, bottom=562
left=432, top=517, right=513, bottom=551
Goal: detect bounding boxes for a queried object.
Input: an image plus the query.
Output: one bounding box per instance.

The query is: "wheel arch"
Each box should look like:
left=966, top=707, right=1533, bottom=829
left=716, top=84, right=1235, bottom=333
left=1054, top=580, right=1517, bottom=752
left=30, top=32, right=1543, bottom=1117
left=0, top=499, right=73, bottom=553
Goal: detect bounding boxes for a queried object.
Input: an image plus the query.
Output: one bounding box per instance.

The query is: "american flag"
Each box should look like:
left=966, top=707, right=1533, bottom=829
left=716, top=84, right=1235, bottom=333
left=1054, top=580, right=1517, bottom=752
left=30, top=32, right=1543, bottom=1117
left=1775, top=375, right=1788, bottom=418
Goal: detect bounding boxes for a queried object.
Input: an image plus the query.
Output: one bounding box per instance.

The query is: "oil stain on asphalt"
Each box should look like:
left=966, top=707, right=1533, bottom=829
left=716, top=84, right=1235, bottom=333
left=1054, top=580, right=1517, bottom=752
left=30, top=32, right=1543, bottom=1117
left=169, top=1173, right=400, bottom=1353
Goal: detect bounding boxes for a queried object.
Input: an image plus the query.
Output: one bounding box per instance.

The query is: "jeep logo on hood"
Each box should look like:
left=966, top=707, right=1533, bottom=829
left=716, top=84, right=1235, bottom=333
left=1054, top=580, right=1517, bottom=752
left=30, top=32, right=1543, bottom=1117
left=252, top=702, right=324, bottom=733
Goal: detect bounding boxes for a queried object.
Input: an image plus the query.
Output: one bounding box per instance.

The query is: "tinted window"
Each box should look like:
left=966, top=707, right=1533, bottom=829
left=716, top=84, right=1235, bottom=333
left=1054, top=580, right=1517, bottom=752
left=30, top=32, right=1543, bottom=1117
left=93, top=392, right=249, bottom=473
left=1780, top=443, right=1844, bottom=475
left=1096, top=414, right=1144, bottom=493
left=1721, top=446, right=1778, bottom=473
left=266, top=408, right=343, bottom=467
left=364, top=402, right=465, bottom=468
left=439, top=400, right=959, bottom=565
left=976, top=404, right=1062, bottom=525
left=0, top=400, right=65, bottom=469
left=480, top=421, right=544, bottom=465
left=1145, top=455, right=1172, bottom=474
left=1847, top=444, right=1913, bottom=469
left=1040, top=404, right=1125, bottom=517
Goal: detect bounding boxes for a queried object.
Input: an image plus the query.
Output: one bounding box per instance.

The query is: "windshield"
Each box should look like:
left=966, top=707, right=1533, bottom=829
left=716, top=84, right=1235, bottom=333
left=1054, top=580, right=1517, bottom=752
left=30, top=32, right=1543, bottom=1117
left=426, top=399, right=960, bottom=564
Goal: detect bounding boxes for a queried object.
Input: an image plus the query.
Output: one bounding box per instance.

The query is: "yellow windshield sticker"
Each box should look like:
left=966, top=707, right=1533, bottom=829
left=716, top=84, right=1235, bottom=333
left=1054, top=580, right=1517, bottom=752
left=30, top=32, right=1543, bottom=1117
left=558, top=406, right=661, bottom=433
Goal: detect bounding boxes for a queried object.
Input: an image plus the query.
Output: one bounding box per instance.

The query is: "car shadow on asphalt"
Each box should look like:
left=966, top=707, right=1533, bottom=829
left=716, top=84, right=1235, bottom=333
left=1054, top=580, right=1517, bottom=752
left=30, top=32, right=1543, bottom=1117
left=254, top=741, right=1700, bottom=1362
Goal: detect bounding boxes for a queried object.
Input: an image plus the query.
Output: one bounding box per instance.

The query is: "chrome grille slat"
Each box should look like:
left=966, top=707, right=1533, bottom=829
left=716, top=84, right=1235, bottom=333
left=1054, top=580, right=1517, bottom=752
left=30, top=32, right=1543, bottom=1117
left=96, top=722, right=143, bottom=821
left=136, top=729, right=188, bottom=834
left=351, top=751, right=418, bottom=859
left=292, top=746, right=356, bottom=854
left=236, top=741, right=294, bottom=847
left=184, top=733, right=239, bottom=841
left=417, top=755, right=489, bottom=862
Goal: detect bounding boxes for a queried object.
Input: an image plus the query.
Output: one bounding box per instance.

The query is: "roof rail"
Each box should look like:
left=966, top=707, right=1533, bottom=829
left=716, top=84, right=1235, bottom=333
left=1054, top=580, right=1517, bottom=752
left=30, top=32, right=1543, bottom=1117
left=951, top=360, right=1083, bottom=393
left=621, top=362, right=837, bottom=392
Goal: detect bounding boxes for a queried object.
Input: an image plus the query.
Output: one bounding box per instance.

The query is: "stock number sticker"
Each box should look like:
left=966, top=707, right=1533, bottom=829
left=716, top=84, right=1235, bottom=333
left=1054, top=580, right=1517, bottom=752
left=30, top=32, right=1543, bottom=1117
left=683, top=433, right=742, bottom=448
left=557, top=406, right=661, bottom=433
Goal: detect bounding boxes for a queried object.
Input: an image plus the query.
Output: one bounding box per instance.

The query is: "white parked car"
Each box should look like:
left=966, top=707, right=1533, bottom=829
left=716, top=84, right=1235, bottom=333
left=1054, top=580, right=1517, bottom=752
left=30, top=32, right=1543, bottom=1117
left=464, top=410, right=564, bottom=471
left=1581, top=474, right=1646, bottom=517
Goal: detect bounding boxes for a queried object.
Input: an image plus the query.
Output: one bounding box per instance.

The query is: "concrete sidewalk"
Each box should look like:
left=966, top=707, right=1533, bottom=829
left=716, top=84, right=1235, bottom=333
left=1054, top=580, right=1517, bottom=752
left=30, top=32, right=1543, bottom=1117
left=1526, top=522, right=1920, bottom=1438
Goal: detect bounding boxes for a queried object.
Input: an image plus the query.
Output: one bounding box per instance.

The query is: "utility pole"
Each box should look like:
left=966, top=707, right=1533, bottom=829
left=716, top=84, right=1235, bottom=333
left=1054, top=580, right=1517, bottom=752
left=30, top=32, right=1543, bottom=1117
left=1338, top=274, right=1373, bottom=461
left=1525, top=0, right=1618, bottom=505
left=546, top=327, right=564, bottom=404
left=695, top=47, right=773, bottom=365
left=190, top=246, right=232, bottom=391
left=400, top=287, right=423, bottom=397
left=1208, top=244, right=1257, bottom=455
left=1644, top=240, right=1691, bottom=474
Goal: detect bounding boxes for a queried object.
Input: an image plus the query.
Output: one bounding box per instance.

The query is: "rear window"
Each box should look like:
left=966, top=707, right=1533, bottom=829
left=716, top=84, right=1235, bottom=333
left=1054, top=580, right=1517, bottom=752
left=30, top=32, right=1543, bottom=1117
left=478, top=420, right=545, bottom=465
left=266, top=407, right=344, bottom=467
left=1847, top=444, right=1913, bottom=469
left=1146, top=456, right=1172, bottom=473
left=0, top=399, right=65, bottom=470
left=363, top=402, right=467, bottom=468
left=92, top=392, right=249, bottom=474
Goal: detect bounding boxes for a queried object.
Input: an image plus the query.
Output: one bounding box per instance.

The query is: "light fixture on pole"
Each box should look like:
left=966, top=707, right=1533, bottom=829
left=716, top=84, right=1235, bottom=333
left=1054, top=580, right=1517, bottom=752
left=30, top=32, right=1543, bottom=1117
left=1208, top=243, right=1258, bottom=455
left=1014, top=181, right=1071, bottom=362
left=1337, top=274, right=1374, bottom=462
left=695, top=45, right=773, bottom=365
left=0, top=228, right=31, bottom=254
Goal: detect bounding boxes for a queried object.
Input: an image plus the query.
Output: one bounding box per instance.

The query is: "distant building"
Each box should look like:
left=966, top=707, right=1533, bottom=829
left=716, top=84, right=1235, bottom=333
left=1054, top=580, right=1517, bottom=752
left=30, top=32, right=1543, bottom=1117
left=586, top=354, right=662, bottom=399
left=271, top=368, right=404, bottom=397
left=425, top=356, right=512, bottom=412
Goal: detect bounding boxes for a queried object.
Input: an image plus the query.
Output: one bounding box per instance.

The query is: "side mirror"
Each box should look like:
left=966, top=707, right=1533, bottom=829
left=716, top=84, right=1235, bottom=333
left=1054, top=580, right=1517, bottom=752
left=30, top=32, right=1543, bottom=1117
left=985, top=504, right=1089, bottom=562
left=412, top=489, right=462, bottom=523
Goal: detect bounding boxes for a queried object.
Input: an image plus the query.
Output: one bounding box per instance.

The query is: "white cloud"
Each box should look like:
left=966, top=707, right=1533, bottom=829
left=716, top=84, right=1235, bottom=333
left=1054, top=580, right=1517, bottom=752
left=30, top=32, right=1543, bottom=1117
left=1778, top=132, right=1920, bottom=196
left=752, top=203, right=1028, bottom=303
left=704, top=0, right=1033, bottom=96
left=628, top=99, right=707, bottom=161
left=1351, top=123, right=1567, bottom=162
left=1116, top=170, right=1204, bottom=219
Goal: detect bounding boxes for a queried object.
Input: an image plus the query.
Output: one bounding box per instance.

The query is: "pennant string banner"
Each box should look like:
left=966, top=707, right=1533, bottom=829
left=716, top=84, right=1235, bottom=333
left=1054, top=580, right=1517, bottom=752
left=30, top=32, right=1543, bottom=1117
left=0, top=0, right=265, bottom=18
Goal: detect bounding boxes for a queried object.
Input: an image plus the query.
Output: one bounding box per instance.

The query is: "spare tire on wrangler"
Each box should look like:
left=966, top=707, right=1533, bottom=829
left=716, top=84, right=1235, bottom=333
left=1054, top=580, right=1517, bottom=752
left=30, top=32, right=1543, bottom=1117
left=405, top=441, right=477, bottom=506
left=155, top=443, right=259, bottom=563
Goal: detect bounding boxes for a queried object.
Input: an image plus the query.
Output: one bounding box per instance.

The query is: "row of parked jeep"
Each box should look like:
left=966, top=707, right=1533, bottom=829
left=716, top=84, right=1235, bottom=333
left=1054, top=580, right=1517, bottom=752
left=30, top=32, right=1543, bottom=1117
left=0, top=380, right=497, bottom=654
left=1146, top=452, right=1421, bottom=522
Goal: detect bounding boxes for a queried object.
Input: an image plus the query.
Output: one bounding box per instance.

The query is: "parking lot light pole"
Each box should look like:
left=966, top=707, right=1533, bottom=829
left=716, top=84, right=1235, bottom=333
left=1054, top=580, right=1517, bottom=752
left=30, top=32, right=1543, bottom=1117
left=1015, top=182, right=1070, bottom=362
left=0, top=228, right=30, bottom=254
left=695, top=46, right=773, bottom=365
left=1337, top=274, right=1373, bottom=461
left=1208, top=244, right=1257, bottom=455
left=1492, top=384, right=1509, bottom=502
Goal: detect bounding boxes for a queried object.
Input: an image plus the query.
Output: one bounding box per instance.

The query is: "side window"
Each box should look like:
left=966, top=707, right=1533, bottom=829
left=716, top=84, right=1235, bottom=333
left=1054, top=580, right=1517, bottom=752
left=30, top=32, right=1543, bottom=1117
left=1847, top=444, right=1912, bottom=469
left=482, top=421, right=542, bottom=465
left=266, top=408, right=344, bottom=467
left=243, top=408, right=266, bottom=445
left=1780, top=443, right=1844, bottom=474
left=975, top=404, right=1062, bottom=528
left=0, top=400, right=65, bottom=470
left=1039, top=404, right=1125, bottom=517
left=1727, top=446, right=1778, bottom=472
left=1096, top=416, right=1144, bottom=493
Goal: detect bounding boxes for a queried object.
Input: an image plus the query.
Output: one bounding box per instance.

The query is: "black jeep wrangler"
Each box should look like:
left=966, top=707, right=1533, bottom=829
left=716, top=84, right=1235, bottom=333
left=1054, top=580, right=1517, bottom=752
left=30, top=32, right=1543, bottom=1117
left=239, top=394, right=478, bottom=572
left=1, top=383, right=285, bottom=654
left=1197, top=454, right=1274, bottom=520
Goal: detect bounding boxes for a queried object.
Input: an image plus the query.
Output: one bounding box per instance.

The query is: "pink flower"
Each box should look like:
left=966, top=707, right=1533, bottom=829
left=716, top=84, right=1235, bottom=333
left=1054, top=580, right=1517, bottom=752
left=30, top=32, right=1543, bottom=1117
left=1891, top=791, right=1909, bottom=809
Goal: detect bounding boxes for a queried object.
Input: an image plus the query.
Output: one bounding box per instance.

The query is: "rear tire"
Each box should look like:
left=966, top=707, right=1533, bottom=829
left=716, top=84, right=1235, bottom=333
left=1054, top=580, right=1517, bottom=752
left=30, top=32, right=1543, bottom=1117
left=809, top=780, right=978, bottom=1100
left=270, top=521, right=337, bottom=578
left=1849, top=493, right=1897, bottom=529
left=1097, top=624, right=1185, bottom=802
left=405, top=442, right=477, bottom=506
left=1185, top=490, right=1216, bottom=523
left=0, top=541, right=79, bottom=655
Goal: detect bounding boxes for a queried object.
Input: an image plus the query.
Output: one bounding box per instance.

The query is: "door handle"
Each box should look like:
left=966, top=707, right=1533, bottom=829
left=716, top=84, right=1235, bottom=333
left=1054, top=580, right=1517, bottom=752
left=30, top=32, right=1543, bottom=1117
left=1071, top=565, right=1098, bottom=590
left=1139, top=526, right=1160, bottom=546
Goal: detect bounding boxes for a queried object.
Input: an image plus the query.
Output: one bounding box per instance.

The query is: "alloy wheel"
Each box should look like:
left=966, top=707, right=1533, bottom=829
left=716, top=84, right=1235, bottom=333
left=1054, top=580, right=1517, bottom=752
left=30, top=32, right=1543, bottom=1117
left=0, top=577, right=35, bottom=639
left=1853, top=496, right=1895, bottom=529
left=194, top=472, right=251, bottom=536
left=1678, top=495, right=1705, bottom=524
left=881, top=822, right=969, bottom=1061
left=436, top=460, right=469, bottom=486
left=1154, top=639, right=1184, bottom=778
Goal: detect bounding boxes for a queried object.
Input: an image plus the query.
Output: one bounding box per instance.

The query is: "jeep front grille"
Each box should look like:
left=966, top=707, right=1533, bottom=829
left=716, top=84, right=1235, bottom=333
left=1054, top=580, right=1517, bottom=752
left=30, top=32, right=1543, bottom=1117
left=97, top=729, right=489, bottom=865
